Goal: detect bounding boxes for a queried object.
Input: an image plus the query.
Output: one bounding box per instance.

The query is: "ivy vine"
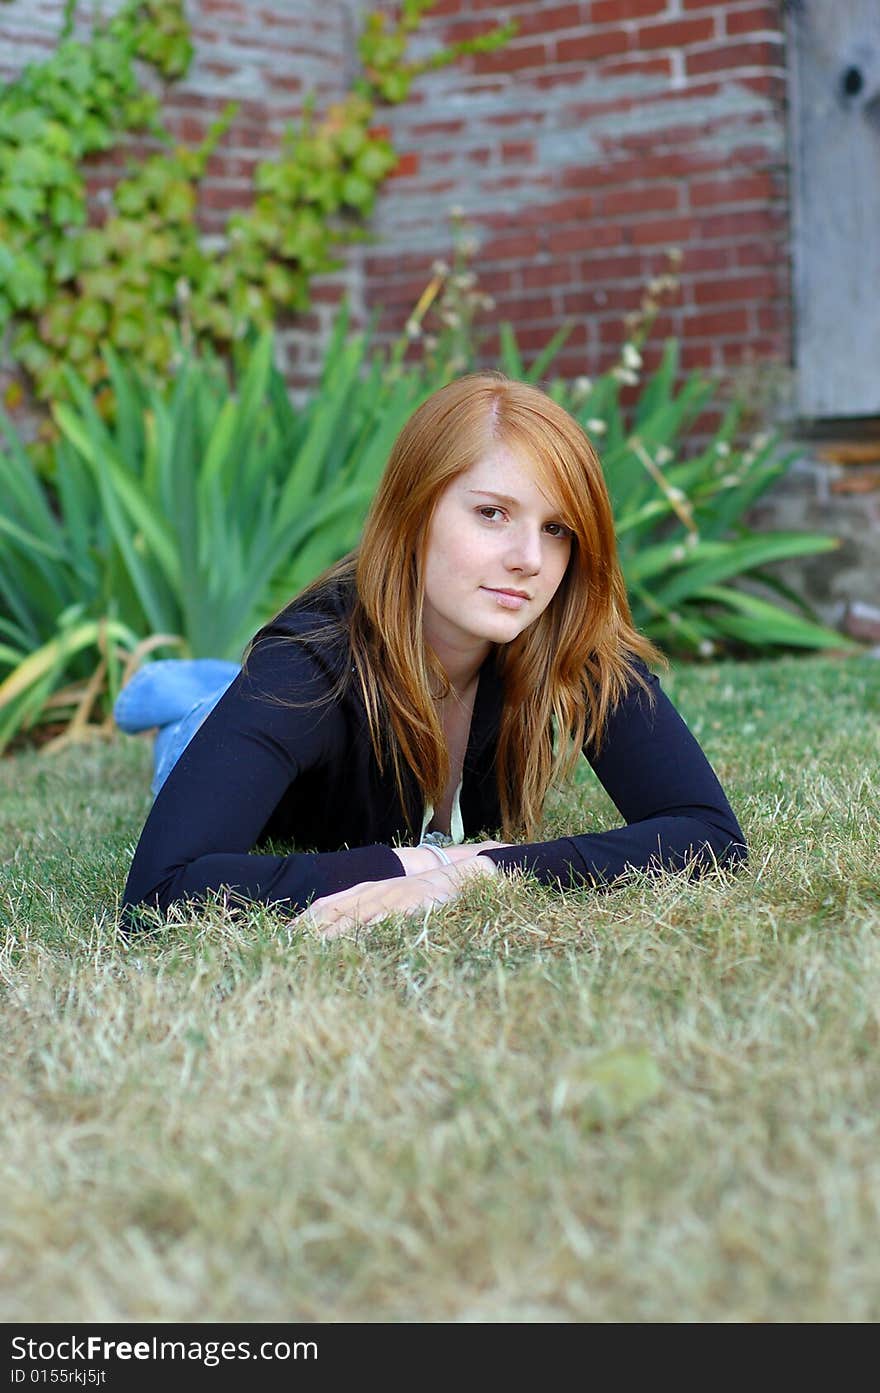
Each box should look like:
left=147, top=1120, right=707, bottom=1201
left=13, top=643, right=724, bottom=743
left=0, top=0, right=516, bottom=415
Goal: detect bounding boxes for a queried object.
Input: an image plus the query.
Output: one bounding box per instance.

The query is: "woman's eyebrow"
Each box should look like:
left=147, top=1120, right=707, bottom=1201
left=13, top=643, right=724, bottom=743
left=466, top=489, right=519, bottom=505
left=466, top=488, right=564, bottom=516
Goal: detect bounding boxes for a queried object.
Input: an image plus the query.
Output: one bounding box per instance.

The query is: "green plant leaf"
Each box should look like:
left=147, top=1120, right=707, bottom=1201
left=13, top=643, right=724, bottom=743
left=653, top=533, right=839, bottom=610
left=695, top=586, right=856, bottom=651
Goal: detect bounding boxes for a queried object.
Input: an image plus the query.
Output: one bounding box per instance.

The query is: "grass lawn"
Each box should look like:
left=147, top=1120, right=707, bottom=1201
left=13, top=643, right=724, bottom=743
left=1, top=654, right=879, bottom=1322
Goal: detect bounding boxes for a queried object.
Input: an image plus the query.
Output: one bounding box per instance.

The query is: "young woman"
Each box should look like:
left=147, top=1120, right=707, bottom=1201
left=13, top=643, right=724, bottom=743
left=119, top=371, right=747, bottom=937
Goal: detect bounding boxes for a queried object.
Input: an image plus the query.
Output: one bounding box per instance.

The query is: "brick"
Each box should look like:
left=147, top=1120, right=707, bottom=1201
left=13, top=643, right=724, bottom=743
left=601, top=185, right=680, bottom=217
left=733, top=240, right=787, bottom=269
left=501, top=140, right=536, bottom=163
left=644, top=312, right=683, bottom=340
left=495, top=322, right=588, bottom=354
left=491, top=295, right=557, bottom=322
left=596, top=315, right=644, bottom=345
left=590, top=284, right=646, bottom=314
left=548, top=224, right=625, bottom=254
left=412, top=175, right=470, bottom=198
left=205, top=154, right=258, bottom=180
left=421, top=149, right=461, bottom=168
left=518, top=194, right=594, bottom=225
left=556, top=30, right=630, bottom=64
left=369, top=276, right=443, bottom=308
left=223, top=123, right=280, bottom=150
left=552, top=351, right=597, bottom=381
left=636, top=16, right=716, bottom=50
left=756, top=304, right=788, bottom=332
left=726, top=4, right=784, bottom=38
left=474, top=270, right=516, bottom=296
left=409, top=119, right=466, bottom=139
left=202, top=0, right=249, bottom=18
left=605, top=152, right=727, bottom=183
left=689, top=173, right=775, bottom=207
left=164, top=92, right=223, bottom=114
left=577, top=252, right=644, bottom=280
left=663, top=245, right=729, bottom=274
left=591, top=0, right=667, bottom=20
left=736, top=73, right=788, bottom=102
left=692, top=273, right=780, bottom=305
left=263, top=71, right=305, bottom=94
left=720, top=338, right=787, bottom=366
left=684, top=307, right=750, bottom=336
left=371, top=309, right=405, bottom=337
left=514, top=4, right=582, bottom=39
left=520, top=260, right=576, bottom=289
left=680, top=342, right=716, bottom=370
left=697, top=209, right=785, bottom=240
left=365, top=251, right=434, bottom=279
left=469, top=0, right=538, bottom=9
left=311, top=283, right=346, bottom=305
left=388, top=151, right=420, bottom=178
left=286, top=311, right=323, bottom=334
left=686, top=40, right=785, bottom=77
left=174, top=116, right=208, bottom=144
left=480, top=232, right=542, bottom=261
left=690, top=407, right=726, bottom=438
left=202, top=60, right=243, bottom=79
left=480, top=175, right=544, bottom=197
left=599, top=55, right=673, bottom=80
left=631, top=216, right=693, bottom=246
left=485, top=111, right=544, bottom=128
left=471, top=41, right=550, bottom=74
left=588, top=285, right=646, bottom=318
left=202, top=185, right=251, bottom=211
left=562, top=167, right=612, bottom=195
left=442, top=17, right=507, bottom=44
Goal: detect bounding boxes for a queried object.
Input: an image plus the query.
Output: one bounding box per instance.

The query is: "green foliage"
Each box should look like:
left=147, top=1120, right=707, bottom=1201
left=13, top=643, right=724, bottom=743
left=0, top=0, right=515, bottom=408
left=0, top=287, right=853, bottom=753
left=544, top=340, right=846, bottom=658
left=0, top=0, right=193, bottom=401
left=0, top=309, right=438, bottom=750
left=355, top=0, right=518, bottom=105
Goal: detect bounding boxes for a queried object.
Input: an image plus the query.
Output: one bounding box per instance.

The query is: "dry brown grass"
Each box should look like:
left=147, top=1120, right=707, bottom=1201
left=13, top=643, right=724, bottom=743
left=1, top=654, right=879, bottom=1321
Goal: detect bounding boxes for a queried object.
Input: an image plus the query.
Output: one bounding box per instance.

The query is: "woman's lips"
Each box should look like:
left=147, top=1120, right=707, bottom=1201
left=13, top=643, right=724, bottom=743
left=482, top=587, right=527, bottom=610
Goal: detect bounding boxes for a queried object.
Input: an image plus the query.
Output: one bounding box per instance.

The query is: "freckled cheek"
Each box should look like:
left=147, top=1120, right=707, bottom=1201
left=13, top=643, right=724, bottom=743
left=444, top=536, right=482, bottom=582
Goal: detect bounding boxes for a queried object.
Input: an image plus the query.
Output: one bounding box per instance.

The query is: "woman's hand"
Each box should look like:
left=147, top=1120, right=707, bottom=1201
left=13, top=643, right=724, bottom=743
left=293, top=855, right=500, bottom=939
left=393, top=840, right=511, bottom=875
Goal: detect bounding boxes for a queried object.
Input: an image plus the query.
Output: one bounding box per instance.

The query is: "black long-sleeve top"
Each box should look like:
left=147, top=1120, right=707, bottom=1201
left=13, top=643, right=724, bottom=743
left=121, top=582, right=747, bottom=930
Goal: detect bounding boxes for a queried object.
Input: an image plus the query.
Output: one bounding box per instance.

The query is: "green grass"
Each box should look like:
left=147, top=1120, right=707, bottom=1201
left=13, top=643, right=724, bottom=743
left=1, top=654, right=879, bottom=1321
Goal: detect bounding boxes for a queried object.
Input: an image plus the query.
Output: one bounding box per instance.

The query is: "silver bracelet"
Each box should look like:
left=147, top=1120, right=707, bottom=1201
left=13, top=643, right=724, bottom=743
left=419, top=841, right=452, bottom=866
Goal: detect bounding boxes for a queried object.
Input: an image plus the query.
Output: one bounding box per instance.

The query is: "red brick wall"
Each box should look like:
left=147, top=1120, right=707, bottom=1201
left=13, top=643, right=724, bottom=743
left=2, top=0, right=791, bottom=400
left=365, top=0, right=791, bottom=403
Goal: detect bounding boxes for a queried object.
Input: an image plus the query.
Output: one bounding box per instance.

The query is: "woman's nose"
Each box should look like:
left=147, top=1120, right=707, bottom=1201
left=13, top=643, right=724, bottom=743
left=505, top=525, right=543, bottom=573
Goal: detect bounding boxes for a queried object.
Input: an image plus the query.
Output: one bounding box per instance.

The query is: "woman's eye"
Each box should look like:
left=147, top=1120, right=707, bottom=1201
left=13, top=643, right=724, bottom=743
left=477, top=507, right=571, bottom=538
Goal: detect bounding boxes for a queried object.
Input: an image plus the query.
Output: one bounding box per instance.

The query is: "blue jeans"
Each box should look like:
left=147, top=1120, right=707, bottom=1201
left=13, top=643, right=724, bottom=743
left=113, top=659, right=241, bottom=796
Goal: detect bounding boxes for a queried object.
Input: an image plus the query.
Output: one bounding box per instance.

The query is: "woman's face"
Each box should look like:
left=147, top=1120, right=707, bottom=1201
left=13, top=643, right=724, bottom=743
left=421, top=445, right=573, bottom=668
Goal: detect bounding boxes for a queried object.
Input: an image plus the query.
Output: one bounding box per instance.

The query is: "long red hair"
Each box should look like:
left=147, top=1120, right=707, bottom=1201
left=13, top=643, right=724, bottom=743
left=244, top=371, right=664, bottom=840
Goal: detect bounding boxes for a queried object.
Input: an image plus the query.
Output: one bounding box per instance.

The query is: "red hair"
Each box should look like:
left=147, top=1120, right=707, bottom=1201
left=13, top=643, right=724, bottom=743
left=245, top=371, right=664, bottom=840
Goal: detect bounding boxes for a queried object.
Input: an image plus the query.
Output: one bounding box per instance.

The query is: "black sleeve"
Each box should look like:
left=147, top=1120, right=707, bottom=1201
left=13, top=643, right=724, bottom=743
left=481, top=660, right=748, bottom=891
left=120, top=627, right=404, bottom=931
